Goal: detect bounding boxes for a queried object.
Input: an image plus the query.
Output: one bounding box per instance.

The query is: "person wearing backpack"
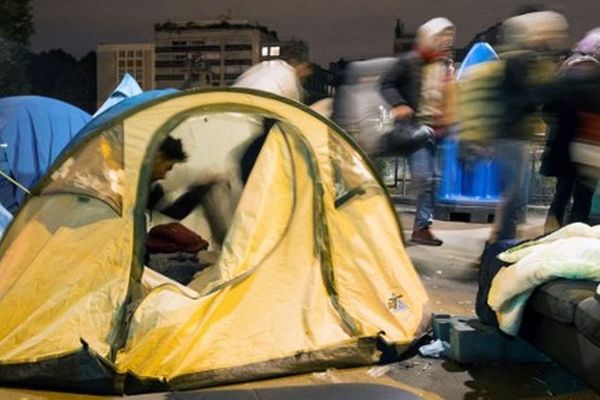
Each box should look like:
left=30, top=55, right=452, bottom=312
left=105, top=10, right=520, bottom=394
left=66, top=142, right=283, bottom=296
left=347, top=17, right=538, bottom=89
left=459, top=10, right=569, bottom=245
left=541, top=29, right=600, bottom=233
left=487, top=10, right=568, bottom=244
left=380, top=17, right=456, bottom=246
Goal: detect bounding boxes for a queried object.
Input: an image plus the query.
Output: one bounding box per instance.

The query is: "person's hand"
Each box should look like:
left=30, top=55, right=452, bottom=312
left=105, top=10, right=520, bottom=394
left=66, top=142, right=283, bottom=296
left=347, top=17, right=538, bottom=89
left=391, top=105, right=415, bottom=120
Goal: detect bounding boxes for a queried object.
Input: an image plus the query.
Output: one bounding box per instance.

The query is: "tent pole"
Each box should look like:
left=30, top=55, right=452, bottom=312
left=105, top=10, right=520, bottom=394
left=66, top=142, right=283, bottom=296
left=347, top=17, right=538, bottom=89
left=0, top=169, right=30, bottom=195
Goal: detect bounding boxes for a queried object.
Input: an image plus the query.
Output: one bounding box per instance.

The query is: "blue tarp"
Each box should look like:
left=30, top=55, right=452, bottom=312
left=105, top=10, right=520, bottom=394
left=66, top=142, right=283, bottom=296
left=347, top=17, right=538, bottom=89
left=439, top=43, right=501, bottom=204
left=0, top=203, right=12, bottom=237
left=0, top=96, right=91, bottom=212
left=94, top=73, right=143, bottom=118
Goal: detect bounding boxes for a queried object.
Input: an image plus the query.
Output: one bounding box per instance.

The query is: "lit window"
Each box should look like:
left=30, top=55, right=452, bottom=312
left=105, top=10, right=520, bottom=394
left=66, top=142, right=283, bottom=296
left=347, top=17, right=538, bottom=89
left=269, top=46, right=280, bottom=56
left=261, top=46, right=269, bottom=57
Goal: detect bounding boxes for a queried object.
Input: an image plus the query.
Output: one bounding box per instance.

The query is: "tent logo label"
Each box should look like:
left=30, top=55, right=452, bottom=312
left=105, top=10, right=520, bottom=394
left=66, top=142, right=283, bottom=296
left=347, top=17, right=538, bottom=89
left=387, top=292, right=407, bottom=312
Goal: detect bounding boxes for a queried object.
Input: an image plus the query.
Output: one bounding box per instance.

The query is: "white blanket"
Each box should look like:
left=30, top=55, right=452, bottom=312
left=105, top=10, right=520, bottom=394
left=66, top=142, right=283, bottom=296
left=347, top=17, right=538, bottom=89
left=488, top=223, right=600, bottom=335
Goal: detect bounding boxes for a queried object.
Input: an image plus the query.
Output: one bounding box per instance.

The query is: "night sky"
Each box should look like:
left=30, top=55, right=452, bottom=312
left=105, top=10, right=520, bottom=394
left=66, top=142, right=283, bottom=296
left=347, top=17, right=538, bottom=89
left=32, top=0, right=599, bottom=66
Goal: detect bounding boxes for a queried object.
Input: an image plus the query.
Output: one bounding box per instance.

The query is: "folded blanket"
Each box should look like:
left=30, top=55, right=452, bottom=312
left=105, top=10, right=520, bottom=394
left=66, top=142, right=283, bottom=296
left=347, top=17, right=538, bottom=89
left=498, top=223, right=600, bottom=263
left=489, top=225, right=600, bottom=336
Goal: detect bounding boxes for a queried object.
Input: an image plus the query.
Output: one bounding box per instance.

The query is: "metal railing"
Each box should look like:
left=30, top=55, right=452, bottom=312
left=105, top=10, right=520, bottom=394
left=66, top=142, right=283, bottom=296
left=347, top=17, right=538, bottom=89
left=379, top=145, right=556, bottom=206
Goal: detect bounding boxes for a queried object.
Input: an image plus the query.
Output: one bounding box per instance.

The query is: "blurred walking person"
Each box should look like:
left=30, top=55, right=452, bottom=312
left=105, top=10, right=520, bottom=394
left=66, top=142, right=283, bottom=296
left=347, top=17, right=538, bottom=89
left=460, top=10, right=569, bottom=245
left=380, top=17, right=456, bottom=246
left=541, top=29, right=600, bottom=232
left=233, top=43, right=313, bottom=184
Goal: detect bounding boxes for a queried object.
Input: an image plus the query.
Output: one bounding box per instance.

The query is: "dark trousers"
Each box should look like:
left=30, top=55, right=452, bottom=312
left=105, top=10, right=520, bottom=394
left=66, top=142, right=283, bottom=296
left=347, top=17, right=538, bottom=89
left=547, top=165, right=595, bottom=230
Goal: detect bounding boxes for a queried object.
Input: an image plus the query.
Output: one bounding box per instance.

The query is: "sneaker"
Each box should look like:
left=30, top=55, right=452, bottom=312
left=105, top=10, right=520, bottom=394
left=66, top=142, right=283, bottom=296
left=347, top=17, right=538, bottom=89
left=411, top=227, right=443, bottom=246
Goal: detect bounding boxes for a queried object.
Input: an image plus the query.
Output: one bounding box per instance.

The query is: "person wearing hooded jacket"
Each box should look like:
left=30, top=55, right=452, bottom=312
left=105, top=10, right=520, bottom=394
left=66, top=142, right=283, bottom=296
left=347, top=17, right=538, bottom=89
left=380, top=17, right=456, bottom=246
left=232, top=43, right=313, bottom=185
left=541, top=29, right=600, bottom=232
left=480, top=10, right=568, bottom=245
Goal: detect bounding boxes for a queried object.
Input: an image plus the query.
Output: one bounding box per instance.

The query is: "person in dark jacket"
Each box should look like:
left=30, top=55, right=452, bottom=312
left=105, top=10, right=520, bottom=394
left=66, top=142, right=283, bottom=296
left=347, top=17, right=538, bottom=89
left=481, top=10, right=568, bottom=244
left=148, top=136, right=223, bottom=225
left=380, top=17, right=456, bottom=246
left=541, top=29, right=600, bottom=233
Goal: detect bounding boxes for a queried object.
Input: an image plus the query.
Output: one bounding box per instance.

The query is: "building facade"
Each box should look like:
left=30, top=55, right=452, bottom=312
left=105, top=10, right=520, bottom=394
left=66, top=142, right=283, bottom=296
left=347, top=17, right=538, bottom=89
left=154, top=19, right=280, bottom=89
left=393, top=19, right=416, bottom=55
left=96, top=43, right=155, bottom=107
left=95, top=20, right=333, bottom=105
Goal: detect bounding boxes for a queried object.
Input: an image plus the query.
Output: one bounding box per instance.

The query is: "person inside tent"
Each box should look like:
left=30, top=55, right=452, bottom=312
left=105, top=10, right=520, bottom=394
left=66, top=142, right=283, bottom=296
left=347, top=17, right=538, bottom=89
left=145, top=136, right=225, bottom=284
left=148, top=136, right=223, bottom=219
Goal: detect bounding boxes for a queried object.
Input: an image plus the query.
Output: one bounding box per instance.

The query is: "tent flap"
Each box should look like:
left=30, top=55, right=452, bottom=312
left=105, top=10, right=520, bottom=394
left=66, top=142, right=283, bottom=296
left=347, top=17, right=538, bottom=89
left=127, top=337, right=382, bottom=394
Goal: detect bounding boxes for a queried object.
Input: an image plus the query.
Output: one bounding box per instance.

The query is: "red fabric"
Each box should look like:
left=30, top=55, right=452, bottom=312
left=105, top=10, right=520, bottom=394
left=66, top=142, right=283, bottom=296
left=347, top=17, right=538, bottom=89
left=417, top=47, right=443, bottom=63
left=147, top=223, right=209, bottom=254
left=578, top=111, right=600, bottom=144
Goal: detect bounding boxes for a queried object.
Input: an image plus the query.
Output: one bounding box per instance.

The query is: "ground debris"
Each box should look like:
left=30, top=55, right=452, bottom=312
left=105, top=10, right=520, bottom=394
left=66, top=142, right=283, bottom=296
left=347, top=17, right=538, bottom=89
left=366, top=364, right=394, bottom=377
left=312, top=368, right=342, bottom=383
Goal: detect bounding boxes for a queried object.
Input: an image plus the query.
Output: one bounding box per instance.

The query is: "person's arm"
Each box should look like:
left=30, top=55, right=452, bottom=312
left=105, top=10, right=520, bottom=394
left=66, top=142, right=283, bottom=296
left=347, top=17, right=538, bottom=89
left=380, top=57, right=414, bottom=118
left=147, top=183, right=165, bottom=213
left=159, top=183, right=214, bottom=220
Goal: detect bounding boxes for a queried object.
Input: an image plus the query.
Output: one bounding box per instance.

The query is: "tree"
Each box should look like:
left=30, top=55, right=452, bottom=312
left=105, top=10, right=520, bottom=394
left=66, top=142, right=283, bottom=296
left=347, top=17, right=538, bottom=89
left=0, top=0, right=34, bottom=96
left=26, top=49, right=97, bottom=113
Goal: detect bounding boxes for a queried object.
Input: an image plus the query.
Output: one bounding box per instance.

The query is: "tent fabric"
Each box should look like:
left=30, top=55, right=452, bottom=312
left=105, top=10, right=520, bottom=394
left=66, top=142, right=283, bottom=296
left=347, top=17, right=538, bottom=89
left=456, top=42, right=498, bottom=80
left=72, top=89, right=178, bottom=146
left=0, top=96, right=91, bottom=212
left=94, top=73, right=143, bottom=118
left=0, top=88, right=429, bottom=394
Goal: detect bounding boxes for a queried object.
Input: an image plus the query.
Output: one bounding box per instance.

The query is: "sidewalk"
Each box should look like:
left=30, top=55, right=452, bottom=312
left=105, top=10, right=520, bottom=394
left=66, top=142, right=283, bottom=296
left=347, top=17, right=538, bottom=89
left=397, top=204, right=546, bottom=315
left=391, top=207, right=596, bottom=398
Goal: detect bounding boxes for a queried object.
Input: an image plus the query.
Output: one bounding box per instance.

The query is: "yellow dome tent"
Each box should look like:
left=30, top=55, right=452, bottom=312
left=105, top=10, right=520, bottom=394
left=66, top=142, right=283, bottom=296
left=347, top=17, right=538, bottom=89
left=0, top=89, right=429, bottom=394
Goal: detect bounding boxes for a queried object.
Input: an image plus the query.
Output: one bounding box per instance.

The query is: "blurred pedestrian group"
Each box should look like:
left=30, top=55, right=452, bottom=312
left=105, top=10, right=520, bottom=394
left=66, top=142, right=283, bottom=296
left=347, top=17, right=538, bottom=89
left=333, top=8, right=600, bottom=250
left=139, top=7, right=600, bottom=284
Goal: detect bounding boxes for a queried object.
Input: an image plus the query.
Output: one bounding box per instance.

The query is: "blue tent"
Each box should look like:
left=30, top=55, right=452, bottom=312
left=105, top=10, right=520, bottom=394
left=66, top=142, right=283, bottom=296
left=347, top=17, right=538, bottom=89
left=0, top=96, right=91, bottom=212
left=456, top=42, right=498, bottom=80
left=439, top=43, right=500, bottom=204
left=94, top=73, right=143, bottom=118
left=72, top=89, right=178, bottom=145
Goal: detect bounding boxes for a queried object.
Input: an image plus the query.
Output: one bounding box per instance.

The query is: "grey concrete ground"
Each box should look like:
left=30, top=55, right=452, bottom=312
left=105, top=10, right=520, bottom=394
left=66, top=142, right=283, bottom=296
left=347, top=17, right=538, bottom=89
left=398, top=206, right=545, bottom=316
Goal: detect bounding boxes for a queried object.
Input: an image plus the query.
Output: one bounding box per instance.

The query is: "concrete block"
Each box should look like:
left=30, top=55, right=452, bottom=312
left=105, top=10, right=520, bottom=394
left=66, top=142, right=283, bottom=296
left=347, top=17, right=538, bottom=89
left=432, top=314, right=452, bottom=342
left=447, top=317, right=550, bottom=364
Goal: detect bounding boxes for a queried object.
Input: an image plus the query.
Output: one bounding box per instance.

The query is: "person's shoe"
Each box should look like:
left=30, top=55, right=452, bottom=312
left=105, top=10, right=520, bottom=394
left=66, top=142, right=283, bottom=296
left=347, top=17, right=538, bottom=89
left=411, top=227, right=443, bottom=246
